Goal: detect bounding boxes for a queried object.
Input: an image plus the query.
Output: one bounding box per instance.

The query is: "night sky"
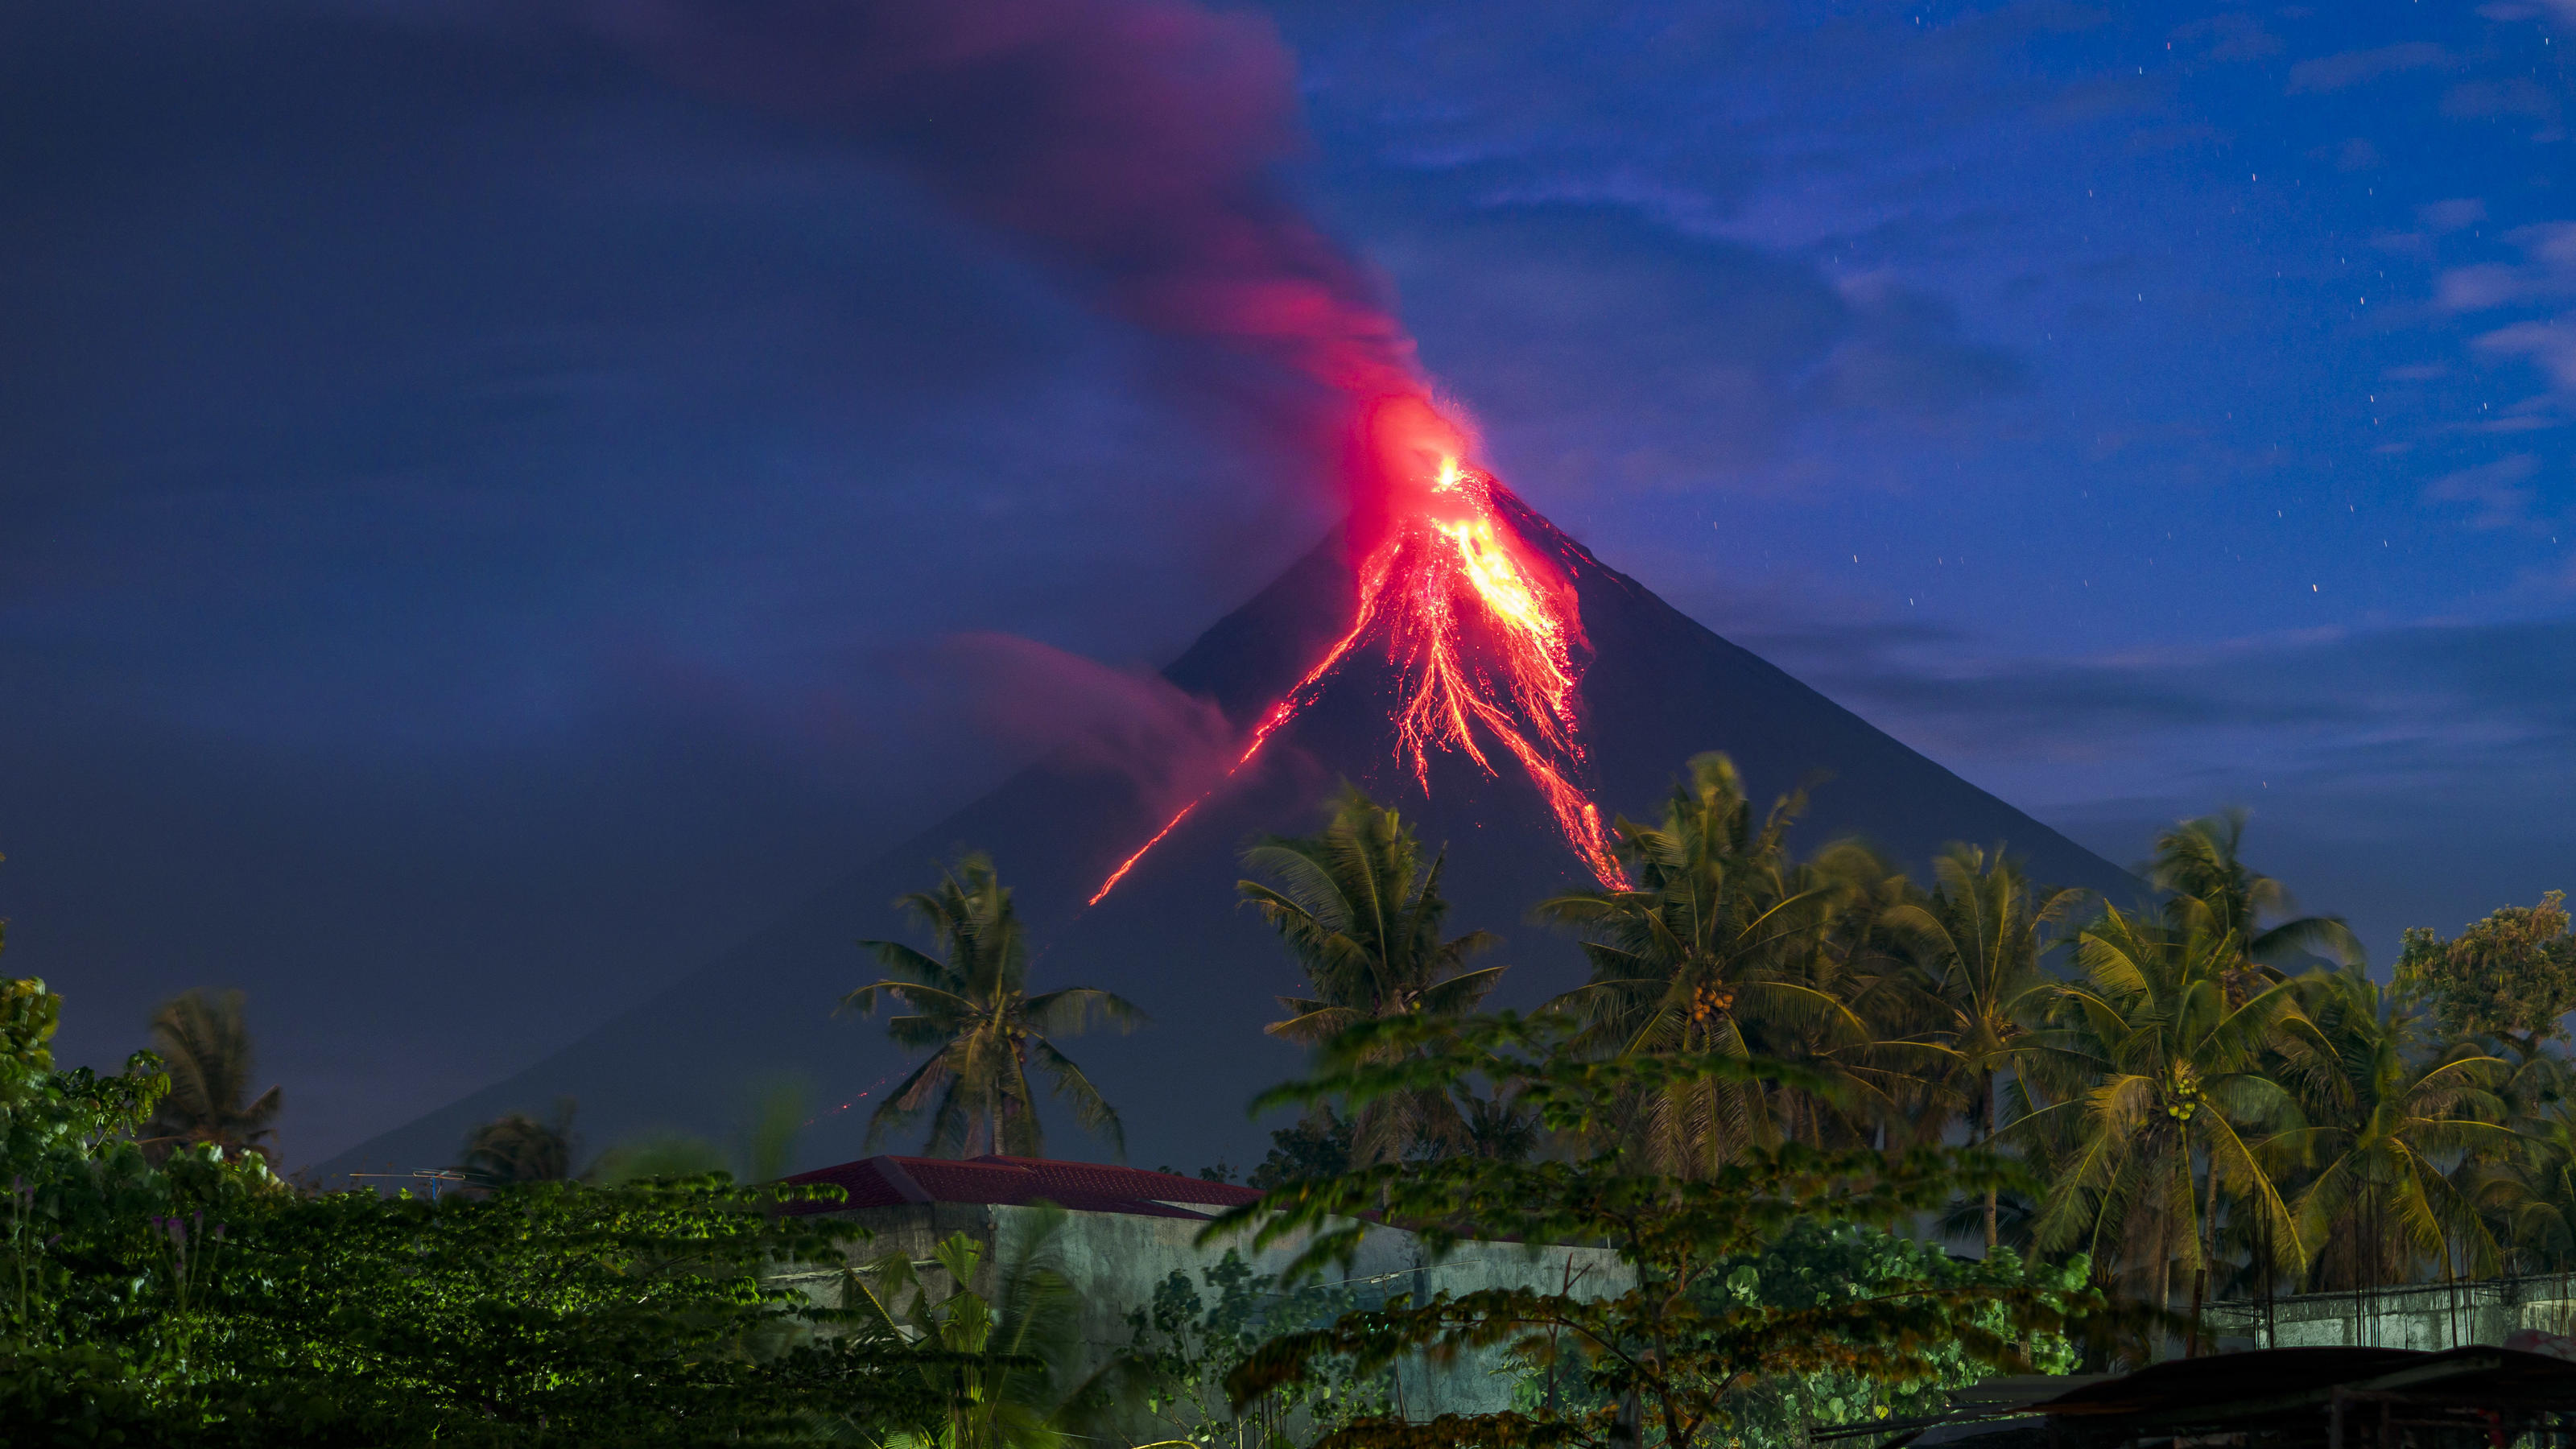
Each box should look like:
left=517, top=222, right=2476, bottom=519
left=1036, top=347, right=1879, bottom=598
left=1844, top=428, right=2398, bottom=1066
left=4, top=0, right=2571, bottom=1170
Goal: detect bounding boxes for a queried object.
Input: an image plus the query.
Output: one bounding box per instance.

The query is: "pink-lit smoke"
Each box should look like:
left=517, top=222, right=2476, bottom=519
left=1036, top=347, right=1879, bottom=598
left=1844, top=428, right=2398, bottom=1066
left=580, top=1, right=1626, bottom=902
left=932, top=631, right=1237, bottom=809
left=584, top=0, right=1425, bottom=409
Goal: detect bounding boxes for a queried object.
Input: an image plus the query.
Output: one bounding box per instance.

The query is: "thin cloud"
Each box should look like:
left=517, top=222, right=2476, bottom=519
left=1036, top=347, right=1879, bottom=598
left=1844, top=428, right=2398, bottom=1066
left=2442, top=77, right=2567, bottom=135
left=2421, top=198, right=2488, bottom=233
left=2422, top=452, right=2544, bottom=530
left=2436, top=223, right=2576, bottom=415
left=1761, top=620, right=2576, bottom=821
left=2475, top=315, right=2576, bottom=394
left=2285, top=43, right=2455, bottom=94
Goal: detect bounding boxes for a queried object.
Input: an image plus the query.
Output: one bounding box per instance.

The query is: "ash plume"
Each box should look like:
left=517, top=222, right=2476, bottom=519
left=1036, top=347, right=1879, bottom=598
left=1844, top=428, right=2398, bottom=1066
left=932, top=631, right=1240, bottom=818
left=584, top=0, right=1424, bottom=412
left=568, top=1, right=1605, bottom=902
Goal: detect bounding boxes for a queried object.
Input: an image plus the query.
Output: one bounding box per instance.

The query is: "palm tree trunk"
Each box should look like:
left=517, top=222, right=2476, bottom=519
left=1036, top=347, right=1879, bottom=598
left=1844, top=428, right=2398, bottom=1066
left=2151, top=1206, right=2173, bottom=1357
left=1982, top=1070, right=1999, bottom=1255
left=2189, top=1162, right=2219, bottom=1357
left=2262, top=1207, right=2277, bottom=1349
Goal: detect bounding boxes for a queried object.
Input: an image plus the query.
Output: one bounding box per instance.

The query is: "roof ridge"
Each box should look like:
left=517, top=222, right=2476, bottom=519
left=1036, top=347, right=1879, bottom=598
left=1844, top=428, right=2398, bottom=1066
left=783, top=1153, right=1263, bottom=1216
left=873, top=1157, right=935, bottom=1204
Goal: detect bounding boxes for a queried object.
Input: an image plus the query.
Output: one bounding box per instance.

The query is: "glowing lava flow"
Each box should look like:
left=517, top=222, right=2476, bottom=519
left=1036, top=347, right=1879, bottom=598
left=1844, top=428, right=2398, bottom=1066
left=1087, top=428, right=1624, bottom=907
left=1084, top=618, right=1374, bottom=906
left=1379, top=458, right=1623, bottom=887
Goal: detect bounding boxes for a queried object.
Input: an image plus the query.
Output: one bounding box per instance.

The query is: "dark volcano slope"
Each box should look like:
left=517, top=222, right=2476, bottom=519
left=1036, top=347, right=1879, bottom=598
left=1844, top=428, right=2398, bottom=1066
left=316, top=518, right=2139, bottom=1182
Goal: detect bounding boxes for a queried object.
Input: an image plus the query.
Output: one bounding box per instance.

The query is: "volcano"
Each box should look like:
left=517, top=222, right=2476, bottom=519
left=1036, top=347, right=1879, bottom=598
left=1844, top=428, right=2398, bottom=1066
left=317, top=489, right=2137, bottom=1182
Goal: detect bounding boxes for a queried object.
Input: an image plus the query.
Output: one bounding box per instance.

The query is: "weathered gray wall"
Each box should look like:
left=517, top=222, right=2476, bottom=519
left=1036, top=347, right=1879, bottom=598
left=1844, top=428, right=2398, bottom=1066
left=2207, top=1274, right=2576, bottom=1353
left=770, top=1203, right=1633, bottom=1430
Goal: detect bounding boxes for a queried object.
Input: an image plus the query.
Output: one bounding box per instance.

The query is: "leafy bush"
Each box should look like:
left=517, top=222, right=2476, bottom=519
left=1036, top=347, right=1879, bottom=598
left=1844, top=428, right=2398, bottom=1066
left=181, top=1174, right=926, bottom=1447
left=1216, top=1013, right=2110, bottom=1449
left=1691, top=1222, right=2086, bottom=1447
left=1110, top=1247, right=1390, bottom=1449
left=4, top=975, right=930, bottom=1447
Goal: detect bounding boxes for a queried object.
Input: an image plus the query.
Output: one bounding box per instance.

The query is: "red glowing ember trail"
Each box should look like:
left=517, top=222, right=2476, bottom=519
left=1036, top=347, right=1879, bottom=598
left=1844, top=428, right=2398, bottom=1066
left=1086, top=598, right=1375, bottom=906
left=1088, top=399, right=1625, bottom=906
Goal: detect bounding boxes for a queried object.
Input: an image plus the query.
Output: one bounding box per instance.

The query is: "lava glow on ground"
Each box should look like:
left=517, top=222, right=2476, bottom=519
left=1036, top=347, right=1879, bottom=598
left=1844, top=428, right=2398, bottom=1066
left=1088, top=398, right=1624, bottom=906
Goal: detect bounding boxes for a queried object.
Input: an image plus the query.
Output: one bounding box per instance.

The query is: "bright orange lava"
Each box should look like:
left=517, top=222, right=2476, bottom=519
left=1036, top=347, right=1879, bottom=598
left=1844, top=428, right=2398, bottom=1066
left=1087, top=404, right=1624, bottom=906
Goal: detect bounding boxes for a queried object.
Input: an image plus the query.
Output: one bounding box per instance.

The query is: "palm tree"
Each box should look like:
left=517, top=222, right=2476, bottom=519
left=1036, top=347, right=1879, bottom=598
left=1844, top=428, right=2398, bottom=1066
left=844, top=854, right=1146, bottom=1159
left=2018, top=906, right=2307, bottom=1323
left=1532, top=753, right=1861, bottom=1174
left=1886, top=844, right=2088, bottom=1253
left=584, top=1133, right=729, bottom=1187
left=1239, top=786, right=1504, bottom=1164
left=457, top=1099, right=578, bottom=1186
left=2486, top=1099, right=2576, bottom=1274
left=1748, top=838, right=1945, bottom=1152
left=584, top=1079, right=814, bottom=1186
left=1455, top=1081, right=1542, bottom=1162
left=851, top=1206, right=1090, bottom=1449
left=2149, top=810, right=2363, bottom=994
left=138, top=989, right=282, bottom=1164
left=2271, top=969, right=2514, bottom=1292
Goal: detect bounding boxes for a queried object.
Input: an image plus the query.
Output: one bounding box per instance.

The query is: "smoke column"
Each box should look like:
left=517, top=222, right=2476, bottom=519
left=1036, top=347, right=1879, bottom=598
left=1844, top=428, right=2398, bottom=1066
left=583, top=0, right=1624, bottom=898
left=586, top=0, right=1425, bottom=420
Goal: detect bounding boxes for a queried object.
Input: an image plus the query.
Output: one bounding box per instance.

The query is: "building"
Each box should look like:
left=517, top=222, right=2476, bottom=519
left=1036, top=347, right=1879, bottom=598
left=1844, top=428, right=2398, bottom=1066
left=2207, top=1272, right=2576, bottom=1353
left=770, top=1154, right=1632, bottom=1429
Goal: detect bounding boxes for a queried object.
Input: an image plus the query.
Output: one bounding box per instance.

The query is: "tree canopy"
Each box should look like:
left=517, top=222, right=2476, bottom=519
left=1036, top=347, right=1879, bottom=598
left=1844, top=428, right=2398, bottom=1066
left=2396, top=890, right=2576, bottom=1063
left=845, top=853, right=1146, bottom=1158
left=1207, top=1013, right=2116, bottom=1449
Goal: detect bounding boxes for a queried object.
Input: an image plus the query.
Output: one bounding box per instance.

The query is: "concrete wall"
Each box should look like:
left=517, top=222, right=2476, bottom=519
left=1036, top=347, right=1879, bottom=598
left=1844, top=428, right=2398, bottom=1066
left=2206, top=1274, right=2576, bottom=1353
left=770, top=1203, right=1633, bottom=1430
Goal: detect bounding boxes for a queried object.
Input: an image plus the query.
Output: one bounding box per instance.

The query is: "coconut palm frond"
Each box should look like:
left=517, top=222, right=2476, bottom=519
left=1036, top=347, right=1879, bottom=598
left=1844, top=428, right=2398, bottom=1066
left=845, top=854, right=1131, bottom=1160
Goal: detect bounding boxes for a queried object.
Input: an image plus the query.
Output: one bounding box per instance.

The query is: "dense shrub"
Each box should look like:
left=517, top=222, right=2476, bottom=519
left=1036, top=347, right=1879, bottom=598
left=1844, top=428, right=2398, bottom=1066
left=3, top=976, right=929, bottom=1447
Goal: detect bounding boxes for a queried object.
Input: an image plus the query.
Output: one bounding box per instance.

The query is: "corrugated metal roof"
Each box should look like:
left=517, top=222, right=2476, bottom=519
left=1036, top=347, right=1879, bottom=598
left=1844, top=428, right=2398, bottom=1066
left=777, top=1154, right=1264, bottom=1220
left=2030, top=1345, right=2425, bottom=1416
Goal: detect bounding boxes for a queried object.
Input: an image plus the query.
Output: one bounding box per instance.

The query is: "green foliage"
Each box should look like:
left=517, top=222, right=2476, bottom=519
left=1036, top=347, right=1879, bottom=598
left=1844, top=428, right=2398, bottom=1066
left=457, top=1099, right=578, bottom=1187
left=2147, top=810, right=2362, bottom=979
left=2017, top=906, right=2306, bottom=1310
left=185, top=1174, right=917, bottom=1447
left=1688, top=1223, right=2086, bottom=1447
left=1530, top=755, right=1809, bottom=1174
left=584, top=1131, right=730, bottom=1186
left=3, top=974, right=930, bottom=1447
left=1108, top=1247, right=1391, bottom=1449
left=848, top=1208, right=1093, bottom=1449
left=1533, top=754, right=1922, bottom=1172
left=1240, top=788, right=1506, bottom=1165
left=3, top=976, right=179, bottom=1393
left=584, top=1078, right=819, bottom=1187
left=2272, top=970, right=2513, bottom=1290
left=1210, top=1013, right=2116, bottom=1449
left=138, top=990, right=283, bottom=1166
left=1884, top=845, right=2083, bottom=1249
left=1245, top=1110, right=1353, bottom=1192
left=2, top=973, right=176, bottom=1446
left=847, top=854, right=1146, bottom=1158
left=2396, top=891, right=2576, bottom=1063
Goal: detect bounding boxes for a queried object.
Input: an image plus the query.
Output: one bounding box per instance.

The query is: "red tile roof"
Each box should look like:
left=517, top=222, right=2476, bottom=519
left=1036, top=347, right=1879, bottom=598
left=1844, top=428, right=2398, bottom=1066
left=777, top=1154, right=1264, bottom=1220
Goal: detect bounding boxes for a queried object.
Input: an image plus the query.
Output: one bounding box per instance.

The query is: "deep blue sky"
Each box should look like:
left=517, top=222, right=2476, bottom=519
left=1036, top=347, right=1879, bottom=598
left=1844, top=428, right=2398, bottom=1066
left=3, top=0, right=2571, bottom=1169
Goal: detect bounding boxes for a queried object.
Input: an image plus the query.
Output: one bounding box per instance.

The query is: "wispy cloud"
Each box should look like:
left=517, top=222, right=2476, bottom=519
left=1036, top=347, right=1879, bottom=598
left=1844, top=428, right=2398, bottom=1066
left=2420, top=198, right=2488, bottom=233
left=1740, top=618, right=2576, bottom=841
left=2423, top=452, right=2546, bottom=530
left=2286, top=42, right=2455, bottom=94
left=2432, top=223, right=2576, bottom=415
left=2435, top=223, right=2576, bottom=312
left=2475, top=316, right=2576, bottom=397
left=2442, top=77, right=2567, bottom=139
